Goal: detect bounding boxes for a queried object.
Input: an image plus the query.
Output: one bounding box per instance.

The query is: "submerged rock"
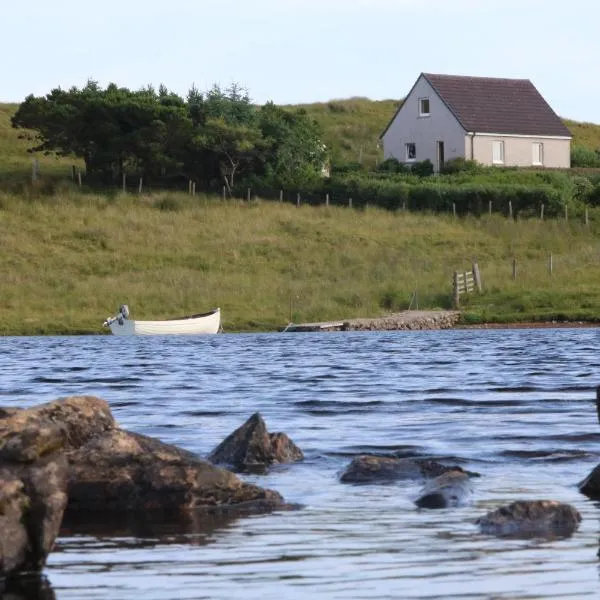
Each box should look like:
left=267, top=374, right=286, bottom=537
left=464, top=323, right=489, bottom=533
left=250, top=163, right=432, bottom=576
left=477, top=500, right=581, bottom=538
left=208, top=412, right=304, bottom=471
left=0, top=573, right=56, bottom=600
left=578, top=386, right=600, bottom=499
left=340, top=455, right=468, bottom=484
left=414, top=470, right=473, bottom=509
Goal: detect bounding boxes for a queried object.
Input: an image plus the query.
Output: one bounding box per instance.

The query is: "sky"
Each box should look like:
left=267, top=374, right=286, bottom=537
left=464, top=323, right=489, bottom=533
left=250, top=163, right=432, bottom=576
left=2, top=0, right=599, bottom=123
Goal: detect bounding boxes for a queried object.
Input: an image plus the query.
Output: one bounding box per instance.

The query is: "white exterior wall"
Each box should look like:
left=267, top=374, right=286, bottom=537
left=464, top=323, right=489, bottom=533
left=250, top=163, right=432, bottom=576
left=382, top=75, right=466, bottom=170
left=468, top=135, right=571, bottom=168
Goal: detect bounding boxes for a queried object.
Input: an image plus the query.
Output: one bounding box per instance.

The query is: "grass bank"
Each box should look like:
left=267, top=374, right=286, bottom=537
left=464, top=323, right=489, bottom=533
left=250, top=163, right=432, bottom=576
left=1, top=189, right=600, bottom=335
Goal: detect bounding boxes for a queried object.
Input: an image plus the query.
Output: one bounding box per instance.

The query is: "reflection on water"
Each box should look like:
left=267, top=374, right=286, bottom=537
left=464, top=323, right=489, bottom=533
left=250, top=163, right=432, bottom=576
left=59, top=510, right=240, bottom=548
left=1, top=329, right=600, bottom=599
left=0, top=574, right=55, bottom=600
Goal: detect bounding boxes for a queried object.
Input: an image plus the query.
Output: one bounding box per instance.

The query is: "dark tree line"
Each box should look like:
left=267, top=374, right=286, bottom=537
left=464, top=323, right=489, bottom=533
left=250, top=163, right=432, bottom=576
left=12, top=81, right=328, bottom=191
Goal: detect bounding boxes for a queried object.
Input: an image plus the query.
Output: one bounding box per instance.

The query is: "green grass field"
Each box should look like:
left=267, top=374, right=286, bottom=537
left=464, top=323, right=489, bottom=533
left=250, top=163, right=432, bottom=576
left=1, top=189, right=600, bottom=335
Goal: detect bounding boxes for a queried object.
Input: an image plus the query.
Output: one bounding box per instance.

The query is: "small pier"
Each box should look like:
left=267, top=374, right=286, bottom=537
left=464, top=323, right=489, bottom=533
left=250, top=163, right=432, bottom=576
left=281, top=310, right=461, bottom=332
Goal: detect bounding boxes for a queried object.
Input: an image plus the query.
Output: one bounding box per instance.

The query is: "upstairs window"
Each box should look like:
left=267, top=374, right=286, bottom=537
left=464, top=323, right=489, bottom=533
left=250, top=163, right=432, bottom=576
left=532, top=142, right=544, bottom=165
left=419, top=98, right=430, bottom=116
left=405, top=143, right=416, bottom=161
left=492, top=140, right=505, bottom=165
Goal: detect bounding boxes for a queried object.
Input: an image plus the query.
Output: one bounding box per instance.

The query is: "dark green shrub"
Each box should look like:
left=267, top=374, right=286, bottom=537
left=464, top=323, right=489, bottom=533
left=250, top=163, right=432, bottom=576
left=154, top=195, right=182, bottom=211
left=571, top=145, right=600, bottom=167
left=377, top=157, right=410, bottom=174
left=440, top=157, right=482, bottom=174
left=411, top=159, right=434, bottom=177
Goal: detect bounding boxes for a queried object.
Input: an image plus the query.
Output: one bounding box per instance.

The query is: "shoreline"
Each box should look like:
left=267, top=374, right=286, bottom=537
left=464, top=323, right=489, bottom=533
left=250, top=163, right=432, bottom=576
left=282, top=311, right=600, bottom=333
left=457, top=320, right=600, bottom=330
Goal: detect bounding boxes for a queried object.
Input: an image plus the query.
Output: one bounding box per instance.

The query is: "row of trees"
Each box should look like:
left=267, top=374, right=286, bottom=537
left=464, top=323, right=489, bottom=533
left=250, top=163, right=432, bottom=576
left=12, top=81, right=327, bottom=191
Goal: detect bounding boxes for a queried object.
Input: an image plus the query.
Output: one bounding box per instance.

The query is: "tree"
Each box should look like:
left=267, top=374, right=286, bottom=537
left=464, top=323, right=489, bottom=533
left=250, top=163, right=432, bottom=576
left=257, top=103, right=327, bottom=188
left=197, top=117, right=263, bottom=192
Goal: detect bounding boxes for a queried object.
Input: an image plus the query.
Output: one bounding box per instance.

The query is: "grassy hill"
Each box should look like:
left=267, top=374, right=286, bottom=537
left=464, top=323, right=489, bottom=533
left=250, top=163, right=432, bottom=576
left=2, top=100, right=600, bottom=334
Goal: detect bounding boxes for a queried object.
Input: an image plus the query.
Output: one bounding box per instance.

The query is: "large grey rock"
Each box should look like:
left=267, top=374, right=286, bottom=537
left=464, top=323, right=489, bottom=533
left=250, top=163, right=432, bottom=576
left=66, top=428, right=286, bottom=514
left=208, top=412, right=304, bottom=471
left=1, top=397, right=292, bottom=541
left=340, top=455, right=468, bottom=484
left=414, top=470, right=473, bottom=509
left=477, top=500, right=581, bottom=538
left=0, top=411, right=69, bottom=577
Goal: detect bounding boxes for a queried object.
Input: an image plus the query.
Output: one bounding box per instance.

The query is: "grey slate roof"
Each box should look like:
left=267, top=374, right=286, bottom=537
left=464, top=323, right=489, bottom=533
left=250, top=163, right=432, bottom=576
left=422, top=73, right=571, bottom=137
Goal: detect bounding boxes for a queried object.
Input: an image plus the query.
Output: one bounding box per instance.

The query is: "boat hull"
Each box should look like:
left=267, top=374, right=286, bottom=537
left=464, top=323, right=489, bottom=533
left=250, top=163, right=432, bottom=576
left=107, top=308, right=220, bottom=336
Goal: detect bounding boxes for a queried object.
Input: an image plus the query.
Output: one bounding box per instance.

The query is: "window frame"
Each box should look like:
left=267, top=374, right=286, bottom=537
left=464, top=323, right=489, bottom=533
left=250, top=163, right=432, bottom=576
left=405, top=142, right=416, bottom=162
left=418, top=97, right=430, bottom=117
left=492, top=140, right=505, bottom=165
left=532, top=142, right=544, bottom=166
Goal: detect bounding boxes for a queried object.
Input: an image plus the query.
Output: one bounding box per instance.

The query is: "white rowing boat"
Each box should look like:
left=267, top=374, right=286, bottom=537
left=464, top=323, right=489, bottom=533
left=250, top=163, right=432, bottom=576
left=103, top=305, right=221, bottom=336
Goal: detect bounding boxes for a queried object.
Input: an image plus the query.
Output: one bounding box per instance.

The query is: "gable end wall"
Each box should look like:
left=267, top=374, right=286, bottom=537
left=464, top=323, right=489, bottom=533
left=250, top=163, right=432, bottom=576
left=381, top=76, right=466, bottom=167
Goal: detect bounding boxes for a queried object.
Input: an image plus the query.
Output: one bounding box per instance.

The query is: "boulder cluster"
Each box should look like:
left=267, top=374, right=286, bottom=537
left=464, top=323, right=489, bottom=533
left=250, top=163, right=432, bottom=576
left=2, top=388, right=597, bottom=581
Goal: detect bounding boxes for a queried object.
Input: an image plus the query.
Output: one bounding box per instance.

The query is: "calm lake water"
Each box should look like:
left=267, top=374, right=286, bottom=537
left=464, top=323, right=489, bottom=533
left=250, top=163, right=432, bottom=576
left=2, top=328, right=600, bottom=599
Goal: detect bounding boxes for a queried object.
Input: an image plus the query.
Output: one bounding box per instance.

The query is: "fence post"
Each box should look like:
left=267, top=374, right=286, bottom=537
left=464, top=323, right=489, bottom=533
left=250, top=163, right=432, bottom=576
left=138, top=177, right=143, bottom=194
left=247, top=187, right=251, bottom=202
left=585, top=207, right=589, bottom=226
left=348, top=197, right=352, bottom=208
left=188, top=180, right=192, bottom=195
left=512, top=258, right=517, bottom=281
left=402, top=201, right=406, bottom=212
left=488, top=200, right=492, bottom=216
left=222, top=186, right=226, bottom=201
left=279, top=189, right=283, bottom=202
left=192, top=182, right=196, bottom=196
left=508, top=200, right=513, bottom=219
left=452, top=203, right=456, bottom=218
left=77, top=169, right=82, bottom=188
left=540, top=204, right=544, bottom=220
left=296, top=193, right=301, bottom=207
left=453, top=272, right=460, bottom=308
left=326, top=193, right=329, bottom=206
left=472, top=260, right=482, bottom=292
left=548, top=252, right=553, bottom=276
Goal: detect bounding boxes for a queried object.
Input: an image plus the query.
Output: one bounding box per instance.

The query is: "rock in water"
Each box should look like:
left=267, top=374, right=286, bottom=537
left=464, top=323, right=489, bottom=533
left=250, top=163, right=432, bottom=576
left=340, top=455, right=469, bottom=484
left=414, top=470, right=473, bottom=509
left=0, top=411, right=69, bottom=576
left=2, top=397, right=292, bottom=536
left=208, top=412, right=303, bottom=471
left=477, top=500, right=581, bottom=538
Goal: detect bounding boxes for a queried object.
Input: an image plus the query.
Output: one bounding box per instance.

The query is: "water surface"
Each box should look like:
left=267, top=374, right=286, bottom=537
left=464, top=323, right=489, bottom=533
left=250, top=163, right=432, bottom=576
left=1, top=328, right=599, bottom=599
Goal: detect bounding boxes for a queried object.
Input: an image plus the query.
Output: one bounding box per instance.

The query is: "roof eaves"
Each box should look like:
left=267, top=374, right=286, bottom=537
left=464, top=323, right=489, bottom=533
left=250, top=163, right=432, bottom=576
left=421, top=73, right=469, bottom=132
left=379, top=73, right=424, bottom=140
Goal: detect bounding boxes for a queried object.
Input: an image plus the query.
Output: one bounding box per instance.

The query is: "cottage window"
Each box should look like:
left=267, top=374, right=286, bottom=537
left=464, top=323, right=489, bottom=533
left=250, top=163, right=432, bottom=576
left=405, top=143, right=416, bottom=161
left=419, top=98, right=430, bottom=116
left=532, top=142, right=544, bottom=166
left=492, top=141, right=505, bottom=165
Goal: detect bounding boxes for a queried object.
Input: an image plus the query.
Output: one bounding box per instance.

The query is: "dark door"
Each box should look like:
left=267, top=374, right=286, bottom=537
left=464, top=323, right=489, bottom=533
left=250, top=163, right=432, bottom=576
left=437, top=141, right=445, bottom=172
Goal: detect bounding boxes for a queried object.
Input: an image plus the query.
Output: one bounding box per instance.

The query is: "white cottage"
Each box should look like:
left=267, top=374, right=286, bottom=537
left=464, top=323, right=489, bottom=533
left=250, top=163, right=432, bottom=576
left=380, top=73, right=572, bottom=171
